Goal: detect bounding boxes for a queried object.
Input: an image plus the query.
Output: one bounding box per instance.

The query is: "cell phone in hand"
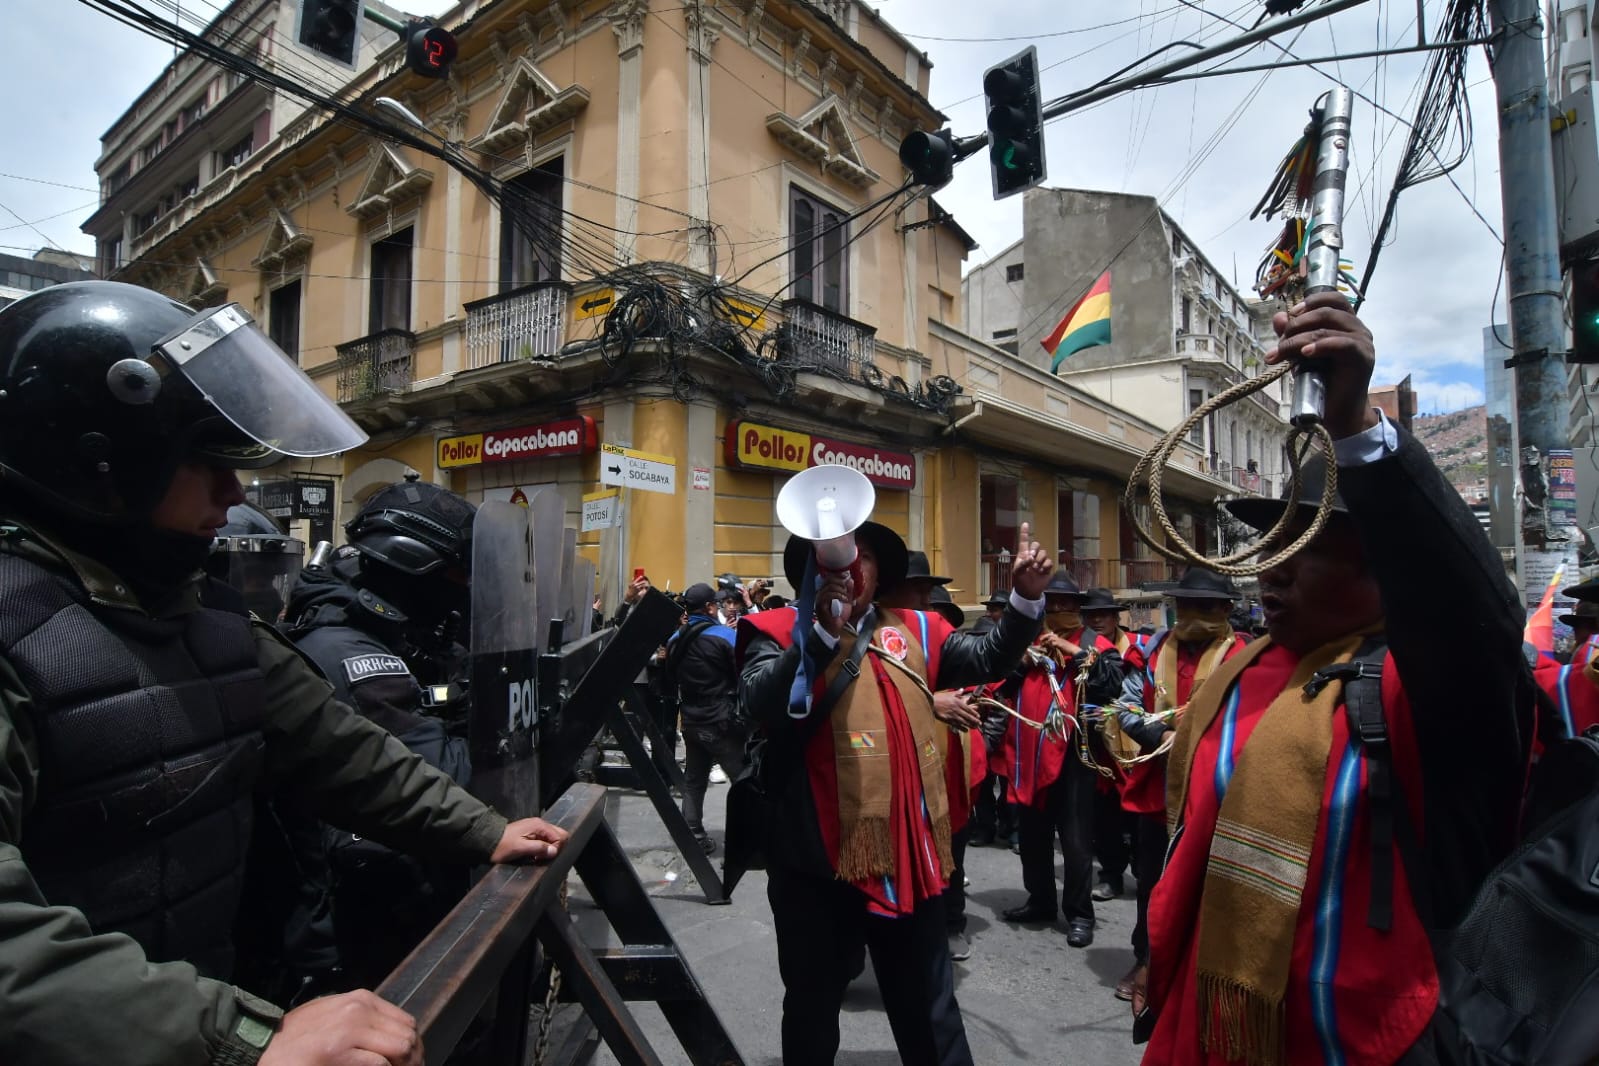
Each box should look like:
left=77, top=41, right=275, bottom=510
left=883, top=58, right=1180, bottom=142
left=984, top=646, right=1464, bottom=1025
left=633, top=567, right=646, bottom=582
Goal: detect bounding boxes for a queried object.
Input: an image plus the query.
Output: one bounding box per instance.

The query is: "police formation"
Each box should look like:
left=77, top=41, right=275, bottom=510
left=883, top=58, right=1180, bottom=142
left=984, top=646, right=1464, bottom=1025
left=0, top=279, right=1594, bottom=1066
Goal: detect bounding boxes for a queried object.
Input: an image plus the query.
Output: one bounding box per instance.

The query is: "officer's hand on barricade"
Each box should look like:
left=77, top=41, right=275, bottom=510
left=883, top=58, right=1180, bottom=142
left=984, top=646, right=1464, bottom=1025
left=933, top=690, right=982, bottom=732
left=1264, top=290, right=1377, bottom=440
left=260, top=989, right=422, bottom=1066
left=490, top=816, right=571, bottom=863
left=1009, top=521, right=1055, bottom=600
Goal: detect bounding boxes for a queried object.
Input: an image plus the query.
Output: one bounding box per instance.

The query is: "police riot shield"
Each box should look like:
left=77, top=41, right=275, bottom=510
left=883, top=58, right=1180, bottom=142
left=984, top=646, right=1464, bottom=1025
left=558, top=526, right=578, bottom=642
left=469, top=501, right=541, bottom=817
left=527, top=488, right=565, bottom=652
left=573, top=556, right=596, bottom=641
left=208, top=534, right=304, bottom=624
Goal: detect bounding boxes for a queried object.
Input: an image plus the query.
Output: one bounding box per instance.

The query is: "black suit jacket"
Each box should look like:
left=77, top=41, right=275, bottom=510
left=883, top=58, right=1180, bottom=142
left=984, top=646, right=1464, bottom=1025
left=1339, top=426, right=1534, bottom=930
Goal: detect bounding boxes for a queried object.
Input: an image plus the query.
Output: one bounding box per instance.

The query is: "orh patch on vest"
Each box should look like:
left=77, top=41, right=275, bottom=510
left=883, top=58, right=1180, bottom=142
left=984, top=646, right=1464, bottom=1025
left=343, top=653, right=411, bottom=685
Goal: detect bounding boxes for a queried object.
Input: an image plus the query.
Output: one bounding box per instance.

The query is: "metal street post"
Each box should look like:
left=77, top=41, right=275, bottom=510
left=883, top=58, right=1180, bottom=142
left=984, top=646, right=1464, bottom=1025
left=1489, top=0, right=1572, bottom=584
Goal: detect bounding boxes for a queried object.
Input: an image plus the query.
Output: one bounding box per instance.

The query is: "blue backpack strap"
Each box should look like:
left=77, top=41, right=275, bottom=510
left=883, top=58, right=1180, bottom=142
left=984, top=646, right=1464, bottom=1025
left=1307, top=636, right=1399, bottom=931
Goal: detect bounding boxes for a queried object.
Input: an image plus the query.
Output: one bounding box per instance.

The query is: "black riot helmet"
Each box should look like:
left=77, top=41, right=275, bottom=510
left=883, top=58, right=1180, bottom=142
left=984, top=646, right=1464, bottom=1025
left=345, top=477, right=476, bottom=625
left=0, top=281, right=367, bottom=522
left=204, top=502, right=304, bottom=623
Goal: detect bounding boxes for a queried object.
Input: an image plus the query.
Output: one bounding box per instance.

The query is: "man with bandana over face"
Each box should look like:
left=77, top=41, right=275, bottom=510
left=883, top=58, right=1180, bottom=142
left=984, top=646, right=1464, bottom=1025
left=0, top=282, right=569, bottom=1066
left=1108, top=568, right=1249, bottom=1009
left=998, top=572, right=1125, bottom=947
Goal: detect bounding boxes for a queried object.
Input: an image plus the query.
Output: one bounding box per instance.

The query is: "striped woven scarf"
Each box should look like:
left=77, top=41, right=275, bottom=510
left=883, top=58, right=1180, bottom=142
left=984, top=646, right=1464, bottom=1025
left=1166, top=629, right=1372, bottom=1066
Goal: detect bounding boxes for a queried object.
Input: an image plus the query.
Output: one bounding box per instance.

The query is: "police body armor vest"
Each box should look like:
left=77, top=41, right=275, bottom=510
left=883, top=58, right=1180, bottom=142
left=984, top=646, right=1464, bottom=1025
left=2, top=551, right=268, bottom=980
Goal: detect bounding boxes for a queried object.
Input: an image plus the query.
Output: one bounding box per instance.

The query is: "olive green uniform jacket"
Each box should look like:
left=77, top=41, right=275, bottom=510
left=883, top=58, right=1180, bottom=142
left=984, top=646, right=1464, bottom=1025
left=0, top=524, right=508, bottom=1065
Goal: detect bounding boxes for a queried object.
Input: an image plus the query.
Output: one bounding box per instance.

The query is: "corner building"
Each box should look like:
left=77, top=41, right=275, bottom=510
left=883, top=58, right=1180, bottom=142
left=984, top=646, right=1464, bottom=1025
left=90, top=0, right=1252, bottom=613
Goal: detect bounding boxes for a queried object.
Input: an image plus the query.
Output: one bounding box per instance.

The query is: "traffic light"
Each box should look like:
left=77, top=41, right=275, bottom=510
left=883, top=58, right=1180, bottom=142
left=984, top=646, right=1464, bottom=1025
left=898, top=129, right=955, bottom=188
left=406, top=21, right=457, bottom=79
left=1571, top=259, right=1599, bottom=363
left=296, top=0, right=363, bottom=69
left=983, top=46, right=1046, bottom=200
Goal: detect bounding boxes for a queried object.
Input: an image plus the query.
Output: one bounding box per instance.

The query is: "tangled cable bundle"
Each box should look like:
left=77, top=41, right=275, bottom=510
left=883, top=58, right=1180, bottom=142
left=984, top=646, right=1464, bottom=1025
left=1124, top=89, right=1354, bottom=578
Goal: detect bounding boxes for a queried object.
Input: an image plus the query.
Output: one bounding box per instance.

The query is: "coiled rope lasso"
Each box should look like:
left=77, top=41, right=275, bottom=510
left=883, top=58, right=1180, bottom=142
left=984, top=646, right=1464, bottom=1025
left=1123, top=86, right=1354, bottom=577
left=1122, top=361, right=1339, bottom=578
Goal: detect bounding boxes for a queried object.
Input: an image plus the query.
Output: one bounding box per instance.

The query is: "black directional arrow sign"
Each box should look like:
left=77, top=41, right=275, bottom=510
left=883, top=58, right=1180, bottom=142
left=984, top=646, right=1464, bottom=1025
left=574, top=289, right=616, bottom=320
left=606, top=464, right=622, bottom=476
left=582, top=295, right=613, bottom=313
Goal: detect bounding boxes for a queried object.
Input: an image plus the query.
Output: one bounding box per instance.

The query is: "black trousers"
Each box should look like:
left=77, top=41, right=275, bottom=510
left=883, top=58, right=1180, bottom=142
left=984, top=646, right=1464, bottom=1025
left=680, top=720, right=747, bottom=835
left=1131, top=813, right=1169, bottom=963
left=1093, top=785, right=1135, bottom=885
left=767, top=867, right=974, bottom=1066
left=1017, top=749, right=1098, bottom=922
left=940, top=826, right=969, bottom=935
left=971, top=770, right=1015, bottom=840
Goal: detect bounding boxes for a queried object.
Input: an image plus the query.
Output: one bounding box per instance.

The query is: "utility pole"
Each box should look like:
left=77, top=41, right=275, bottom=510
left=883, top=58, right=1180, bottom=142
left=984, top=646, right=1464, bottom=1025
left=1490, top=0, right=1571, bottom=593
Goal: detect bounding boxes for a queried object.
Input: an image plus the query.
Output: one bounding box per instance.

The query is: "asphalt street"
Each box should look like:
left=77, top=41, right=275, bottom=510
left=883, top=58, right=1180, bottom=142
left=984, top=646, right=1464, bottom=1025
left=560, top=776, right=1148, bottom=1066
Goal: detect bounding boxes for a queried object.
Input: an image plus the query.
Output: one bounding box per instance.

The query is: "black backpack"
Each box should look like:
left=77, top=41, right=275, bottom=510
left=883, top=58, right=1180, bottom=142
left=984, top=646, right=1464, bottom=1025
left=1335, top=646, right=1599, bottom=1065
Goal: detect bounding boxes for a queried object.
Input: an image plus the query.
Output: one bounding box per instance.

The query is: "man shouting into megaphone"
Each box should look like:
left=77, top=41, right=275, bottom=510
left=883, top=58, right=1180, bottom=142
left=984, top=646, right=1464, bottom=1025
left=736, top=510, right=1053, bottom=1066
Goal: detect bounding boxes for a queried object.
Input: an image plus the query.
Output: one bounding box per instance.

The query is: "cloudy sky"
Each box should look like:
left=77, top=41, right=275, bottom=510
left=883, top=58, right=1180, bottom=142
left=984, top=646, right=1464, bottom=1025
left=8, top=0, right=1506, bottom=413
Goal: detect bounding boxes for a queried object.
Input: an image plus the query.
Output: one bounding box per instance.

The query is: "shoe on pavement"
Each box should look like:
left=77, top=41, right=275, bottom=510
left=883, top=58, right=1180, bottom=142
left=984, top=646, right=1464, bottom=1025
left=970, top=830, right=996, bottom=847
left=1115, top=962, right=1148, bottom=1002
left=694, top=834, right=717, bottom=855
left=1001, top=903, right=1056, bottom=923
left=1066, top=917, right=1095, bottom=948
left=709, top=765, right=729, bottom=784
left=948, top=931, right=972, bottom=962
left=1092, top=879, right=1124, bottom=901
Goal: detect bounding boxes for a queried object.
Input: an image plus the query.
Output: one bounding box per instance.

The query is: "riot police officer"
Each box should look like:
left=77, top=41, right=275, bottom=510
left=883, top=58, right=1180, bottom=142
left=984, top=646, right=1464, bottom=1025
left=283, top=478, right=478, bottom=988
left=0, top=281, right=567, bottom=1066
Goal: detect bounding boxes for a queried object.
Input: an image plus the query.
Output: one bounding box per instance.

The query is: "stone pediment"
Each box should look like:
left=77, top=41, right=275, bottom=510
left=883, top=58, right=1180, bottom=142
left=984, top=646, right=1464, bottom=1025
left=473, top=58, right=590, bottom=156
left=252, top=211, right=313, bottom=270
left=347, top=145, right=434, bottom=220
left=766, top=96, right=879, bottom=188
left=186, top=256, right=227, bottom=304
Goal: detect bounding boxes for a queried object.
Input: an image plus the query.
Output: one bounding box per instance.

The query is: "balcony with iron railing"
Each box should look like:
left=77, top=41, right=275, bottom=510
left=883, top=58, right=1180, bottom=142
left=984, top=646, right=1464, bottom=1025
left=463, top=281, right=572, bottom=369
left=336, top=328, right=416, bottom=403
left=776, top=298, right=878, bottom=381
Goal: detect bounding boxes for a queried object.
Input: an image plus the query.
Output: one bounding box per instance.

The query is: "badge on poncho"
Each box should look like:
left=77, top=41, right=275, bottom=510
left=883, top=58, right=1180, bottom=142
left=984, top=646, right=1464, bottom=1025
left=848, top=731, right=876, bottom=749
left=879, top=627, right=908, bottom=660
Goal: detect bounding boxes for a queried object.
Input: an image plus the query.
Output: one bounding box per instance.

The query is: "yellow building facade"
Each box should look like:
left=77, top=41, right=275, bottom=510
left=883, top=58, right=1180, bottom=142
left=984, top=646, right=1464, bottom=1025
left=95, top=0, right=1238, bottom=616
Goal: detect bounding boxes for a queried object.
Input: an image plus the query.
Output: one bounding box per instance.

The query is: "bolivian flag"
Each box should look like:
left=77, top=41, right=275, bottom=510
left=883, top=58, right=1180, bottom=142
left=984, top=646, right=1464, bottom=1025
left=1041, top=271, right=1111, bottom=373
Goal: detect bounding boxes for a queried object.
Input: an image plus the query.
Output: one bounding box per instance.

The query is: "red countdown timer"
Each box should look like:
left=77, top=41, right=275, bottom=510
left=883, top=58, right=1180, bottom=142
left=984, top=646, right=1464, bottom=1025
left=405, top=23, right=458, bottom=79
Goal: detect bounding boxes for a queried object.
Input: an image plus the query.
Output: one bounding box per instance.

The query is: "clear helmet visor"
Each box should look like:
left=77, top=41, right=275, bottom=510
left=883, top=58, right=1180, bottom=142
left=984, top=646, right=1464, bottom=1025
left=153, top=303, right=368, bottom=459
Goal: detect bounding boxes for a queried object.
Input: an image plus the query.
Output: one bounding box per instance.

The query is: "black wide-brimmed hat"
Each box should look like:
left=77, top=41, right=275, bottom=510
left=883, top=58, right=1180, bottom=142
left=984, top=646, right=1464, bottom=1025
left=983, top=591, right=1009, bottom=609
left=1564, top=576, right=1599, bottom=602
left=1080, top=587, right=1126, bottom=612
left=1559, top=599, right=1599, bottom=627
left=1167, top=566, right=1239, bottom=602
left=929, top=586, right=965, bottom=628
left=903, top=550, right=952, bottom=585
left=783, top=521, right=909, bottom=596
left=1042, top=571, right=1087, bottom=599
left=1224, top=453, right=1348, bottom=533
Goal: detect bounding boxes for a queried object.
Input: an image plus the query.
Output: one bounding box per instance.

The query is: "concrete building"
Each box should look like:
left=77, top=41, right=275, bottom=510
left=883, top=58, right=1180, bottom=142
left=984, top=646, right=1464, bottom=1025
left=90, top=0, right=1244, bottom=613
left=0, top=249, right=96, bottom=310
left=1369, top=376, right=1417, bottom=433
left=963, top=188, right=1291, bottom=499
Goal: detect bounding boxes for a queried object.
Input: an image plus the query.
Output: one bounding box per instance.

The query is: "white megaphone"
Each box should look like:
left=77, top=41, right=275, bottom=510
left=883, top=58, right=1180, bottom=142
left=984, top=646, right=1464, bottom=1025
left=776, top=465, right=876, bottom=614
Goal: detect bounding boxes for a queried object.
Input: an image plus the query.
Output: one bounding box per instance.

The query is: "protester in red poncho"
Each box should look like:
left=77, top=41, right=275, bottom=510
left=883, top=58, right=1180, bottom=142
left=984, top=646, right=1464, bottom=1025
left=1108, top=567, right=1249, bottom=1008
left=737, top=518, right=1052, bottom=1066
left=996, top=572, right=1124, bottom=948
left=1534, top=590, right=1599, bottom=739
left=1138, top=293, right=1534, bottom=1065
left=1081, top=586, right=1145, bottom=905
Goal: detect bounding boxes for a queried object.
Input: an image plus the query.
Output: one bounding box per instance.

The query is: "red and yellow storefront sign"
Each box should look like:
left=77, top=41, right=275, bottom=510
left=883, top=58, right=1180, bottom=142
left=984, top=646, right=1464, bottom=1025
left=725, top=419, right=916, bottom=489
left=438, top=416, right=597, bottom=469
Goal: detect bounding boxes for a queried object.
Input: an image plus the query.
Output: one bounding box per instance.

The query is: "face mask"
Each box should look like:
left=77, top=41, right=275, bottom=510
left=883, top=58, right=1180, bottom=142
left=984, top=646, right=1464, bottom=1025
left=1043, top=608, right=1082, bottom=637
left=1172, top=605, right=1233, bottom=644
